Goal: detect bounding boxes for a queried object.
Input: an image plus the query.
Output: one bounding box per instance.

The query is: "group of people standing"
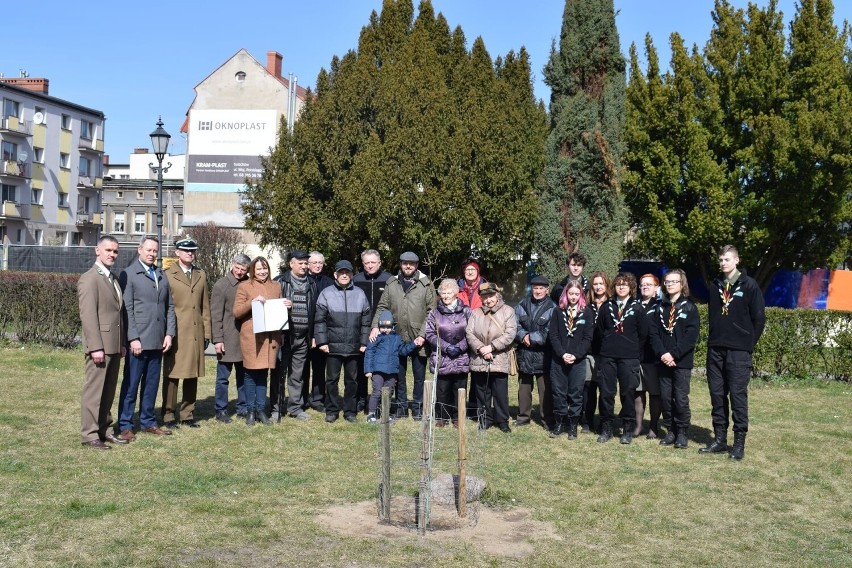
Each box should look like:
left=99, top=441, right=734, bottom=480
left=78, top=238, right=764, bottom=460
left=78, top=234, right=211, bottom=449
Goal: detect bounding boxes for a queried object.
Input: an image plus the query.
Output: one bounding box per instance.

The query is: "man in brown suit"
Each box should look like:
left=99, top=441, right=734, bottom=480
left=163, top=237, right=212, bottom=428
left=77, top=235, right=127, bottom=449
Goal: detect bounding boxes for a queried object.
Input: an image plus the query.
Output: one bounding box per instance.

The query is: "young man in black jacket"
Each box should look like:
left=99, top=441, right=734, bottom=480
left=701, top=245, right=765, bottom=460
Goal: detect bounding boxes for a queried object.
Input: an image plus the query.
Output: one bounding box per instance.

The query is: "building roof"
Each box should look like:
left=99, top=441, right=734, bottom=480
left=0, top=81, right=105, bottom=118
left=180, top=48, right=310, bottom=134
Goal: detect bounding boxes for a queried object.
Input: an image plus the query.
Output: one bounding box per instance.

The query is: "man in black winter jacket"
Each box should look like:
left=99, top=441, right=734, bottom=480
left=315, top=260, right=372, bottom=423
left=514, top=276, right=557, bottom=428
left=701, top=245, right=765, bottom=460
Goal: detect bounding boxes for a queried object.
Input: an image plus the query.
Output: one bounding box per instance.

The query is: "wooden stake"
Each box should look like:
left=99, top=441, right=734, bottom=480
left=457, top=387, right=467, bottom=518
left=418, top=380, right=434, bottom=534
left=380, top=386, right=391, bottom=521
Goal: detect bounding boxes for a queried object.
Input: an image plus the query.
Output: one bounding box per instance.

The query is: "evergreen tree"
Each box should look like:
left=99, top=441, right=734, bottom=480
left=535, top=0, right=628, bottom=282
left=624, top=0, right=851, bottom=287
left=241, top=0, right=546, bottom=280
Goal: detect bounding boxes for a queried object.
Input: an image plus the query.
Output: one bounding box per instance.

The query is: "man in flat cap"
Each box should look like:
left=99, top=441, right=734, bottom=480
left=370, top=251, right=435, bottom=419
left=163, top=237, right=212, bottom=428
left=270, top=249, right=317, bottom=421
left=514, top=275, right=557, bottom=428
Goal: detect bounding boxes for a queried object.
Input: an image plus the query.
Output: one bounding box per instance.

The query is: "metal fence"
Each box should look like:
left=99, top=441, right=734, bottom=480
left=1, top=245, right=139, bottom=274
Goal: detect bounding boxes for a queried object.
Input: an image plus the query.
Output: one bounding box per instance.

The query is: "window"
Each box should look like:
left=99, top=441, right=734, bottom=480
left=119, top=174, right=130, bottom=179
left=55, top=231, right=67, bottom=245
left=134, top=213, right=146, bottom=234
left=34, top=229, right=42, bottom=245
left=1, top=140, right=17, bottom=161
left=60, top=153, right=70, bottom=168
left=136, top=191, right=144, bottom=200
left=115, top=191, right=124, bottom=199
left=58, top=192, right=68, bottom=207
left=61, top=114, right=71, bottom=130
left=34, top=147, right=44, bottom=163
left=72, top=232, right=83, bottom=246
left=16, top=229, right=22, bottom=243
left=82, top=196, right=91, bottom=212
left=80, top=120, right=93, bottom=140
left=79, top=156, right=91, bottom=177
left=1, top=184, right=16, bottom=202
left=3, top=98, right=20, bottom=118
left=235, top=71, right=246, bottom=82
left=31, top=188, right=42, bottom=205
left=114, top=212, right=125, bottom=233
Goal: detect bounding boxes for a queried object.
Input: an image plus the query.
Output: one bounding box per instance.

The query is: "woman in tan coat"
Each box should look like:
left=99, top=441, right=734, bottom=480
left=466, top=282, right=517, bottom=433
left=233, top=256, right=281, bottom=425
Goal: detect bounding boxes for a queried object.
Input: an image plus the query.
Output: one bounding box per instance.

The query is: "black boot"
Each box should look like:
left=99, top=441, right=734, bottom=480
left=729, top=432, right=746, bottom=460
left=257, top=409, right=271, bottom=425
left=567, top=418, right=578, bottom=440
left=596, top=422, right=613, bottom=443
left=619, top=427, right=633, bottom=445
left=674, top=425, right=689, bottom=449
left=246, top=410, right=256, bottom=426
left=659, top=424, right=677, bottom=446
left=699, top=428, right=729, bottom=454
left=549, top=416, right=565, bottom=438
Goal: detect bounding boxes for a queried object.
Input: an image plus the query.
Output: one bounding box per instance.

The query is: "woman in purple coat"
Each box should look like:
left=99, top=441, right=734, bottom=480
left=422, top=279, right=471, bottom=426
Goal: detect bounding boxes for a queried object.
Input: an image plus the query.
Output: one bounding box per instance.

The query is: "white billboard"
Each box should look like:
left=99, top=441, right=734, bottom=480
left=186, top=109, right=277, bottom=191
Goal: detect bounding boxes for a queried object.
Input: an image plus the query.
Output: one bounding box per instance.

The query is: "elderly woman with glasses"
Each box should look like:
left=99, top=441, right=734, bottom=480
left=649, top=269, right=700, bottom=449
left=595, top=272, right=649, bottom=444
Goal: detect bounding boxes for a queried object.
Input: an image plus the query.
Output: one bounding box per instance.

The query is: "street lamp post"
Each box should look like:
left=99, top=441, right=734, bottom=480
left=149, top=117, right=171, bottom=268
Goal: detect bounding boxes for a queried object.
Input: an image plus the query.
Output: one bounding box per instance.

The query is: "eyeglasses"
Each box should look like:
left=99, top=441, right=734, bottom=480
left=664, top=280, right=681, bottom=285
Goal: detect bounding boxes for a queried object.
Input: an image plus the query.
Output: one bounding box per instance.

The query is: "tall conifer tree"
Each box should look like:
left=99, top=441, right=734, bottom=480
left=242, top=0, right=546, bottom=279
left=535, top=0, right=628, bottom=280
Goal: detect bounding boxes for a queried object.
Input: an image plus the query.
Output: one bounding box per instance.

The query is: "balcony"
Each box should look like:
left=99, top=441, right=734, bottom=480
left=78, top=137, right=104, bottom=153
left=76, top=212, right=102, bottom=226
left=0, top=160, right=28, bottom=178
left=1, top=200, right=30, bottom=219
left=0, top=116, right=32, bottom=137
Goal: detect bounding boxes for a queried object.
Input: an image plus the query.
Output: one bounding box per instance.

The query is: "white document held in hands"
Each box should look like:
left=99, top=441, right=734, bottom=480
left=252, top=298, right=289, bottom=333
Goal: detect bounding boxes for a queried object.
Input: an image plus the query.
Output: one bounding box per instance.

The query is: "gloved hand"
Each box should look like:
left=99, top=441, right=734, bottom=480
left=444, top=345, right=462, bottom=358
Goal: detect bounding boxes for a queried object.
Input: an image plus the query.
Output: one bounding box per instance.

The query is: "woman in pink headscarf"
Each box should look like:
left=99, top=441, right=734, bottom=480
left=457, top=259, right=486, bottom=310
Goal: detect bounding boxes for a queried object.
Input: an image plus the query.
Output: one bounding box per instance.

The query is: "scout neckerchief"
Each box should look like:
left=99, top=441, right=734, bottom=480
left=591, top=297, right=606, bottom=323
left=609, top=297, right=635, bottom=333
left=564, top=305, right=577, bottom=336
left=660, top=297, right=685, bottom=335
left=719, top=271, right=741, bottom=316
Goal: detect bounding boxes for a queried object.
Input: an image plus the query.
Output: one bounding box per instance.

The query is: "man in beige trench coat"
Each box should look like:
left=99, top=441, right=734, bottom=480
left=163, top=237, right=212, bottom=428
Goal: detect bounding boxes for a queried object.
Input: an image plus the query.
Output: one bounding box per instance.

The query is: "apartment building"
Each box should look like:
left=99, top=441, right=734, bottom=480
left=0, top=77, right=105, bottom=246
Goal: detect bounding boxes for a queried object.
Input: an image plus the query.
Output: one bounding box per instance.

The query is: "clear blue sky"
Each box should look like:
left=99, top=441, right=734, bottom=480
left=6, top=1, right=849, bottom=161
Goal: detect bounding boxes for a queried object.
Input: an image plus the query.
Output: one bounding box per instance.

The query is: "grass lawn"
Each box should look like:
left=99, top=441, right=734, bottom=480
left=0, top=346, right=849, bottom=567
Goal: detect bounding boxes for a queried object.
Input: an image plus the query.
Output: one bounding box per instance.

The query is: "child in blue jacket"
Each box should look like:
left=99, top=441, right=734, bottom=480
left=364, top=310, right=418, bottom=423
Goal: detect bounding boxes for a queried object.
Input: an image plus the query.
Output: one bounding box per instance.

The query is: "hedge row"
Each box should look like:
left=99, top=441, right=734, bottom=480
left=0, top=272, right=81, bottom=349
left=0, top=271, right=849, bottom=380
left=694, top=305, right=851, bottom=381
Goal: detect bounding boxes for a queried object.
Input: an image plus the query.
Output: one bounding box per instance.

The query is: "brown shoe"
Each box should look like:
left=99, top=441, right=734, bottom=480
left=104, top=432, right=129, bottom=445
left=82, top=439, right=111, bottom=450
left=142, top=426, right=173, bottom=436
left=118, top=429, right=136, bottom=442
